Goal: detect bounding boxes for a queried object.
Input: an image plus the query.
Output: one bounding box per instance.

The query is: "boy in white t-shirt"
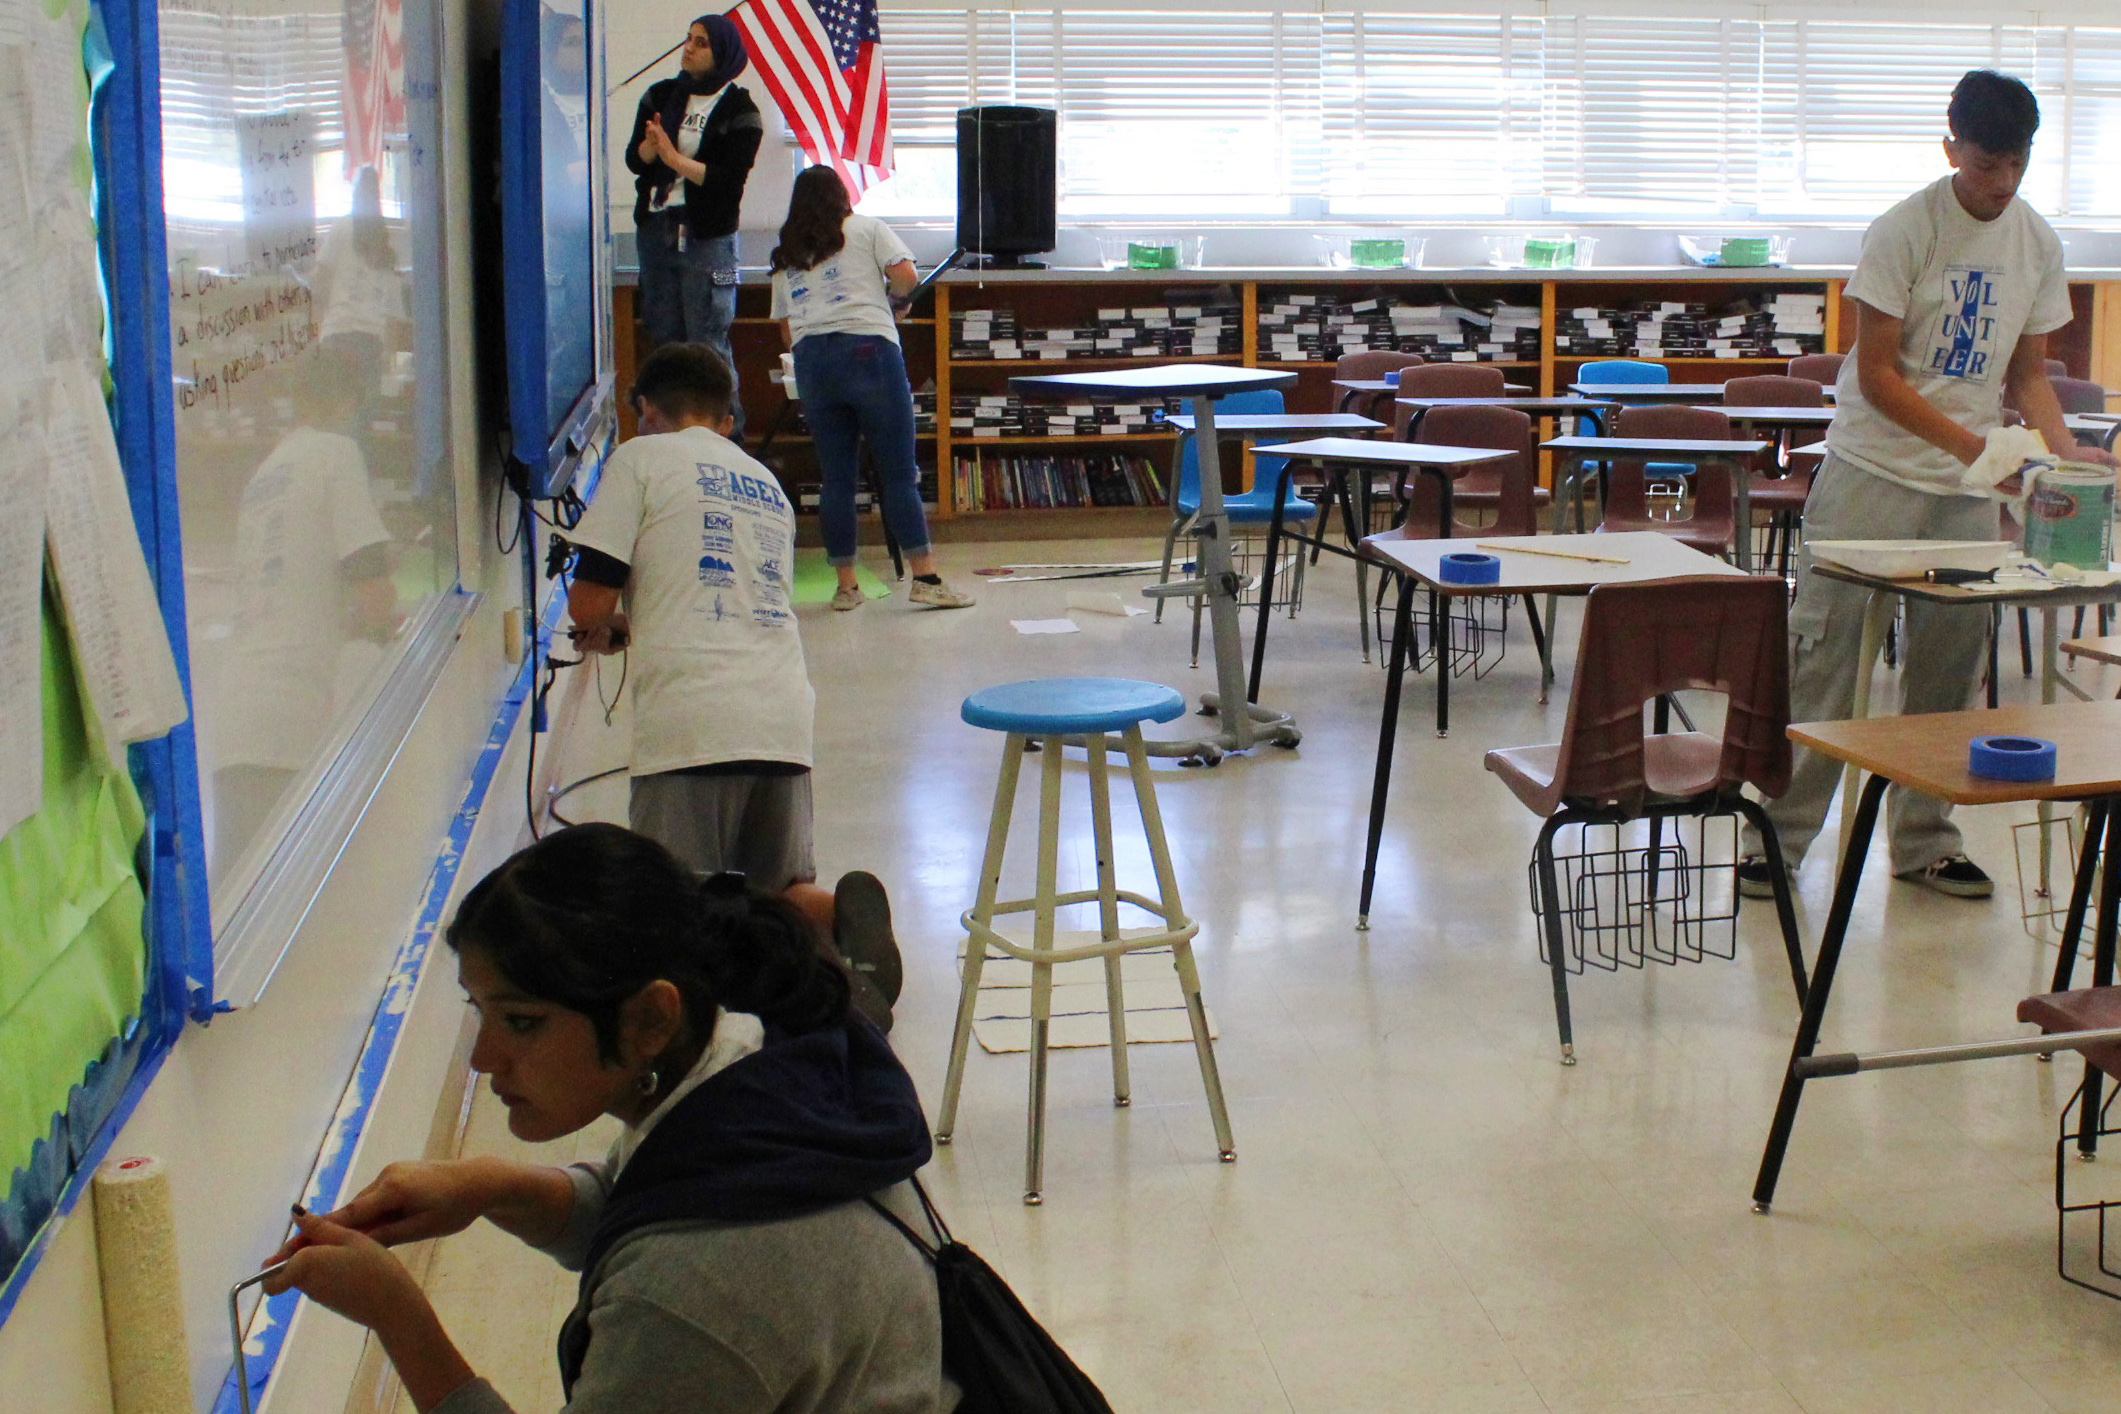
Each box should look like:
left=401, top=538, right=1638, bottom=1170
left=565, top=344, right=902, bottom=1027
left=1739, top=70, right=2119, bottom=901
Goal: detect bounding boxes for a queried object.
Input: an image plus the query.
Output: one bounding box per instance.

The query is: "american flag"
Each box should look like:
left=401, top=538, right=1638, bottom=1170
left=342, top=0, right=406, bottom=175
left=731, top=0, right=893, bottom=195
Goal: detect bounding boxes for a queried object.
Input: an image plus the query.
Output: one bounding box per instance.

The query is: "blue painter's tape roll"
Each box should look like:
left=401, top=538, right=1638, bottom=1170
left=1968, top=735, right=2058, bottom=782
left=1382, top=369, right=1402, bottom=387
left=1438, top=551, right=1501, bottom=586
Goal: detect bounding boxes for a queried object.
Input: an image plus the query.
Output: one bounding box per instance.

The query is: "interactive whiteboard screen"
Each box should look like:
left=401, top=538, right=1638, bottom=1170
left=158, top=0, right=457, bottom=926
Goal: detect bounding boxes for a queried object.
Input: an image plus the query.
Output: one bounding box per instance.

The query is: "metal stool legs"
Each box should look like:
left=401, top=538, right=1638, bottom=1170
left=936, top=725, right=1235, bottom=1204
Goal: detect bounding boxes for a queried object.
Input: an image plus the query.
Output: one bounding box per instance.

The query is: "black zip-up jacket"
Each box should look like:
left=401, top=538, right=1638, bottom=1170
left=626, top=81, right=763, bottom=242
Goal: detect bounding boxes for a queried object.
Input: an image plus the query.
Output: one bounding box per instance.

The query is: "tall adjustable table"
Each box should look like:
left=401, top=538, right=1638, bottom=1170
left=1355, top=531, right=1745, bottom=927
left=1540, top=435, right=1771, bottom=569
left=1239, top=437, right=1515, bottom=681
left=1751, top=699, right=2121, bottom=1210
left=1011, top=364, right=1301, bottom=763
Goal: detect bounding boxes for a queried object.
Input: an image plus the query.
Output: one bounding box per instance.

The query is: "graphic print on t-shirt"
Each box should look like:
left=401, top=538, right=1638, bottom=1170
left=1927, top=265, right=2004, bottom=382
left=692, top=460, right=792, bottom=623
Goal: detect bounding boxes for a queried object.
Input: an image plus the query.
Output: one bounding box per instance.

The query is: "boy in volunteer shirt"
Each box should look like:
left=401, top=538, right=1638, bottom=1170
left=1739, top=69, right=2118, bottom=902
left=565, top=344, right=901, bottom=1026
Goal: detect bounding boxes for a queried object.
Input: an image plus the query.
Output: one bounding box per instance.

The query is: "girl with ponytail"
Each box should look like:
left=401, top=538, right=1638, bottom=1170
left=260, top=824, right=950, bottom=1413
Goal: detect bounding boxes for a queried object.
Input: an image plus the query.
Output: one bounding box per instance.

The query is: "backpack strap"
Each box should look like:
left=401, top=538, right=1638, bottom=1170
left=865, top=1174, right=953, bottom=1257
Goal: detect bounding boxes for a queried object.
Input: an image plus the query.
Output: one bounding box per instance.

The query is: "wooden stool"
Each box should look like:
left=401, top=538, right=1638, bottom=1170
left=936, top=677, right=1236, bottom=1204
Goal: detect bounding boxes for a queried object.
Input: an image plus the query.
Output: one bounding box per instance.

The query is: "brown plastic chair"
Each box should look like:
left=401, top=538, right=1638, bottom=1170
left=2052, top=376, right=2110, bottom=418
left=1401, top=405, right=1544, bottom=537
left=1394, top=363, right=1507, bottom=409
left=1593, top=405, right=1738, bottom=560
left=1483, top=575, right=1807, bottom=1062
left=1334, top=350, right=1425, bottom=420
left=1726, top=374, right=1823, bottom=576
left=2046, top=357, right=2071, bottom=377
left=1787, top=352, right=1844, bottom=384
left=2018, top=984, right=2121, bottom=1298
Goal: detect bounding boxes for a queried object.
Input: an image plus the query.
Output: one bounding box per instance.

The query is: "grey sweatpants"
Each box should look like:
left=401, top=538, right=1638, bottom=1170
left=1742, top=453, right=1999, bottom=875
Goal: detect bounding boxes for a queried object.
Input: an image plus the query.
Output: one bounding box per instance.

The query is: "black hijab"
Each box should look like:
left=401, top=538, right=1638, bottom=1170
left=656, top=14, right=749, bottom=151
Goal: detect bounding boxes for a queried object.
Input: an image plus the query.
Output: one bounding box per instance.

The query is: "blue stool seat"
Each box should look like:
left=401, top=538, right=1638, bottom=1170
left=1176, top=482, right=1322, bottom=525
left=962, top=678, right=1187, bottom=736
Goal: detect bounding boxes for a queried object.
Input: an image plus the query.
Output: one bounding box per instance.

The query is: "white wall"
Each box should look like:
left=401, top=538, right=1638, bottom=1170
left=0, top=0, right=534, bottom=1405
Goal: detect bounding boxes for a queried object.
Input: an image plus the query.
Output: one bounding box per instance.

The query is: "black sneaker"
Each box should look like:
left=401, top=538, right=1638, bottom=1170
left=834, top=871, right=903, bottom=1031
left=1735, top=856, right=1783, bottom=900
left=1896, top=855, right=1994, bottom=899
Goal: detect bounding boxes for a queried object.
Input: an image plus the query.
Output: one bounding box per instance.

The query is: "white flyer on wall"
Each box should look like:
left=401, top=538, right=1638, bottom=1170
left=0, top=377, right=45, bottom=837
left=43, top=364, right=190, bottom=766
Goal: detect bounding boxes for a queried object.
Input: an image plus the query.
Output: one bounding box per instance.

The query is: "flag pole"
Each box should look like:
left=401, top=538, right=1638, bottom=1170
left=610, top=40, right=684, bottom=95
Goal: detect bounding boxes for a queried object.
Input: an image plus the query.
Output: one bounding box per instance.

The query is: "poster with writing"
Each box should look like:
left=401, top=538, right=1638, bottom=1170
left=237, top=108, right=317, bottom=272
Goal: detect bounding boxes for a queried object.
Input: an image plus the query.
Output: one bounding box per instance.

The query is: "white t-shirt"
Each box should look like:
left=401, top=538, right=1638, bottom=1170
left=1827, top=174, right=2073, bottom=496
left=649, top=93, right=716, bottom=212
left=769, top=214, right=914, bottom=346
left=219, top=428, right=392, bottom=770
left=568, top=425, right=815, bottom=775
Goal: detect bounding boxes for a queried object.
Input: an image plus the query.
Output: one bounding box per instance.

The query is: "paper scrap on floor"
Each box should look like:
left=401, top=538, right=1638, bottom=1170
left=962, top=937, right=1217, bottom=1052
left=1012, top=618, right=1081, bottom=635
left=1066, top=590, right=1148, bottom=617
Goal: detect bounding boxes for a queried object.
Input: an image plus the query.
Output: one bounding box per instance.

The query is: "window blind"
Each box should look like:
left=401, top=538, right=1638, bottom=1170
left=870, top=5, right=2121, bottom=221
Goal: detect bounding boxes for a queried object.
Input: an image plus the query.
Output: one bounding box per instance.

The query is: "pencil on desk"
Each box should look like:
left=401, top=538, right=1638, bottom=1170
left=1474, top=541, right=1631, bottom=565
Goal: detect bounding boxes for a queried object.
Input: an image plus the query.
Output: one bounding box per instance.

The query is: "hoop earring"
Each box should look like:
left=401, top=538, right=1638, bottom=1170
left=636, top=1068, right=661, bottom=1098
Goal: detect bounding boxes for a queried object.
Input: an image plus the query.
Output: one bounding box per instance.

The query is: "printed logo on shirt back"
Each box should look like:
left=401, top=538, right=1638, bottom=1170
left=1928, top=266, right=2003, bottom=382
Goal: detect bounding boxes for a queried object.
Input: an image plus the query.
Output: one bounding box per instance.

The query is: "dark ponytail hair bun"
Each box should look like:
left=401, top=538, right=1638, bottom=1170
left=447, top=824, right=850, bottom=1058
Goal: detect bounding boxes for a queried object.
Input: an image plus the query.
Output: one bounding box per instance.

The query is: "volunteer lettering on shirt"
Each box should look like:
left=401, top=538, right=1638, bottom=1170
left=1826, top=174, right=2072, bottom=497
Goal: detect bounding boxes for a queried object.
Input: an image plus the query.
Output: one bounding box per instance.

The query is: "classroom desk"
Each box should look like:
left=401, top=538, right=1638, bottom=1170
left=1751, top=699, right=2121, bottom=1210
left=1706, top=405, right=1835, bottom=432
left=1355, top=532, right=1745, bottom=927
left=1242, top=437, right=1515, bottom=679
left=1012, top=364, right=1300, bottom=763
left=1808, top=561, right=2121, bottom=891
left=1568, top=380, right=1731, bottom=403
left=1333, top=377, right=1534, bottom=414
left=1395, top=395, right=1619, bottom=440
left=1540, top=435, right=1772, bottom=568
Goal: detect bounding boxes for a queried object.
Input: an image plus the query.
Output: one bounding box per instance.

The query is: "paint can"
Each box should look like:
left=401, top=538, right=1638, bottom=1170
left=2021, top=461, right=2116, bottom=571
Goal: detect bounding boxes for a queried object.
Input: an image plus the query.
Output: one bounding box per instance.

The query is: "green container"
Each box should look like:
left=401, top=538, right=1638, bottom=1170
left=1523, top=238, right=1576, bottom=270
left=1719, top=237, right=1773, bottom=267
left=1350, top=239, right=1406, bottom=269
left=1127, top=243, right=1179, bottom=270
left=2022, top=463, right=2117, bottom=571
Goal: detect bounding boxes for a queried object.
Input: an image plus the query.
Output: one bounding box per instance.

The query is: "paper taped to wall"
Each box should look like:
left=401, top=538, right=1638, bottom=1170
left=43, top=364, right=189, bottom=766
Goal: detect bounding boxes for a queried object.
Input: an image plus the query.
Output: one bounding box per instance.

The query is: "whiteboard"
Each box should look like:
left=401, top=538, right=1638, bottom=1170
left=157, top=0, right=459, bottom=936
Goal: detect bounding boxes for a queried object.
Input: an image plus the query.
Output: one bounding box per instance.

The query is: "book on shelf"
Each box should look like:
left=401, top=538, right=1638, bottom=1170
left=1256, top=292, right=1539, bottom=363
left=1556, top=292, right=1825, bottom=360
left=950, top=303, right=1241, bottom=361
left=952, top=452, right=1169, bottom=513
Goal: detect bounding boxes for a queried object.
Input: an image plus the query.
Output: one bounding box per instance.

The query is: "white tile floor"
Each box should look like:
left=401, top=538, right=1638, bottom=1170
left=407, top=538, right=2121, bottom=1412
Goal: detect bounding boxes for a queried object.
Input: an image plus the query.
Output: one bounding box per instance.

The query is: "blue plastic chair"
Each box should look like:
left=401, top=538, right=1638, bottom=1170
left=940, top=678, right=1236, bottom=1203
left=1156, top=389, right=1321, bottom=654
left=1573, top=359, right=1690, bottom=523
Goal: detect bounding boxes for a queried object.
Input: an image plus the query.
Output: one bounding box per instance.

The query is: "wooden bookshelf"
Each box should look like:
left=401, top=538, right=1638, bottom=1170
left=615, top=271, right=2121, bottom=537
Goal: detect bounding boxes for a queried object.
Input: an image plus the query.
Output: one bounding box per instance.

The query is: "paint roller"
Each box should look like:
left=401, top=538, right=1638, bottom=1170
left=91, top=1156, right=191, bottom=1414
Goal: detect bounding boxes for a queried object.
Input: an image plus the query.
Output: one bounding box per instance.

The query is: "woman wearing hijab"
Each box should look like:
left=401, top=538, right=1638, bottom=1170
left=626, top=14, right=762, bottom=437
left=260, top=824, right=951, bottom=1414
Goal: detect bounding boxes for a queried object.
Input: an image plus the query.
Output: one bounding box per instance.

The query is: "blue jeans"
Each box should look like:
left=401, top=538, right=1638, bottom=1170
left=794, top=333, right=931, bottom=566
left=635, top=215, right=742, bottom=438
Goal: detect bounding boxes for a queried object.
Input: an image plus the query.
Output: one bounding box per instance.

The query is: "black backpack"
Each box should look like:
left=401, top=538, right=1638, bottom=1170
left=868, top=1180, right=1115, bottom=1414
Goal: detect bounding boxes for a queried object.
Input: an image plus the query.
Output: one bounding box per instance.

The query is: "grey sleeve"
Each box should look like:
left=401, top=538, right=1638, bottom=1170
left=531, top=1163, right=611, bottom=1273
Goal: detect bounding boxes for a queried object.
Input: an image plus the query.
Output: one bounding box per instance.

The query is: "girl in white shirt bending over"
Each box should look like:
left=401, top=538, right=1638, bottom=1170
left=770, top=168, right=973, bottom=612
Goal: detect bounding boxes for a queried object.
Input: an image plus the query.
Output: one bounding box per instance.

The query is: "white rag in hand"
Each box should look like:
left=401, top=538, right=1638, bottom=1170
left=1960, top=424, right=2054, bottom=499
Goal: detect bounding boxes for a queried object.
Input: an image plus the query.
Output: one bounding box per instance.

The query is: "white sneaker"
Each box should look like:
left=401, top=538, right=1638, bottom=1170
left=908, top=577, right=976, bottom=609
left=831, top=585, right=864, bottom=612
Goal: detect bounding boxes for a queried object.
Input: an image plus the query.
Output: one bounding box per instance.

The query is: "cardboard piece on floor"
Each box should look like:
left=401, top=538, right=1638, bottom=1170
left=1011, top=618, right=1081, bottom=635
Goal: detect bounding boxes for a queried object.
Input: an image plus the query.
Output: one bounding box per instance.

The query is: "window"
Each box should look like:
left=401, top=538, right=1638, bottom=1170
left=861, top=5, right=2121, bottom=221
